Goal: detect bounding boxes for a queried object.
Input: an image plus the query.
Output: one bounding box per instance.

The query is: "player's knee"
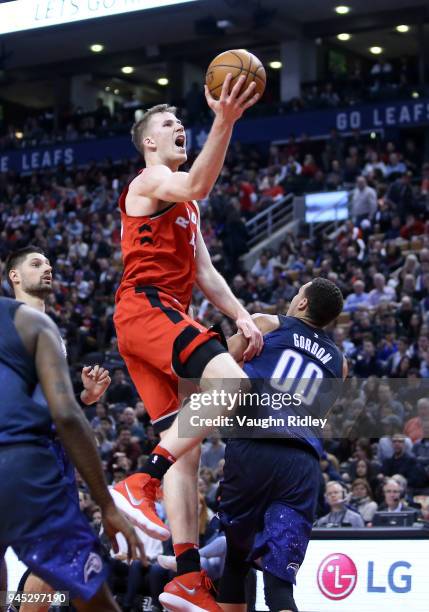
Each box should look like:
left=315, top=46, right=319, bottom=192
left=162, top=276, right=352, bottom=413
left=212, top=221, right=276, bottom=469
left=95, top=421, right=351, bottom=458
left=17, top=568, right=32, bottom=592
left=200, top=353, right=250, bottom=410
left=263, top=572, right=298, bottom=612
left=19, top=572, right=54, bottom=612
left=201, top=350, right=247, bottom=381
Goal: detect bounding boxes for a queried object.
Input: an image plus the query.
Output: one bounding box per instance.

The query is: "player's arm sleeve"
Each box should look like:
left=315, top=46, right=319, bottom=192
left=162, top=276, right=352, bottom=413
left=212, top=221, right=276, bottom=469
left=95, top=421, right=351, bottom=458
left=33, top=314, right=113, bottom=511
left=228, top=313, right=279, bottom=362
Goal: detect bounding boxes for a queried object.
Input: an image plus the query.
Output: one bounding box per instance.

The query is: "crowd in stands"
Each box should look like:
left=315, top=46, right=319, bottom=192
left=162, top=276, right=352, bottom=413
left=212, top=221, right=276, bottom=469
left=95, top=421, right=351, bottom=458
left=1, top=118, right=429, bottom=608
left=294, top=55, right=422, bottom=111
left=0, top=54, right=424, bottom=150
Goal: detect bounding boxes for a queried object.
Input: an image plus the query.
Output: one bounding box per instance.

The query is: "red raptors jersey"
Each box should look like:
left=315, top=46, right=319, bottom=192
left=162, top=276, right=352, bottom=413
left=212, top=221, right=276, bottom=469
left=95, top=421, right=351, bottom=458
left=116, top=174, right=198, bottom=309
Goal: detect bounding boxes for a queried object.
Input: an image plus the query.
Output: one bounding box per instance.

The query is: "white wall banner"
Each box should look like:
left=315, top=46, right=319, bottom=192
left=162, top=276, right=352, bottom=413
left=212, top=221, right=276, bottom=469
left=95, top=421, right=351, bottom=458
left=256, top=539, right=428, bottom=611
left=8, top=537, right=428, bottom=609
left=0, top=0, right=198, bottom=35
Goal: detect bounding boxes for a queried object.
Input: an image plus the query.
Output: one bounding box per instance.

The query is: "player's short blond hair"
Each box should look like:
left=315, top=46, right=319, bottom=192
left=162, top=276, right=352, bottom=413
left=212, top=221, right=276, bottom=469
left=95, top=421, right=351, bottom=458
left=131, top=104, right=177, bottom=156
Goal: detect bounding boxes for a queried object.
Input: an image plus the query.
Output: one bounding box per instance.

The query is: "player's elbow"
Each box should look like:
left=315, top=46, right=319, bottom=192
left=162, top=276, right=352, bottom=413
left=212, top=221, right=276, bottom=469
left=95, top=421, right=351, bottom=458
left=191, top=185, right=210, bottom=200
left=188, top=177, right=211, bottom=200
left=52, top=411, right=75, bottom=427
left=196, top=270, right=208, bottom=290
left=50, top=401, right=82, bottom=428
left=196, top=264, right=216, bottom=289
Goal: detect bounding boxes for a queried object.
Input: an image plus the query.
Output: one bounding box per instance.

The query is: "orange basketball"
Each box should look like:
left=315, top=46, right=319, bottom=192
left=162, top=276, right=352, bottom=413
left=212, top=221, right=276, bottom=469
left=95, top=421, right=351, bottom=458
left=205, top=49, right=266, bottom=101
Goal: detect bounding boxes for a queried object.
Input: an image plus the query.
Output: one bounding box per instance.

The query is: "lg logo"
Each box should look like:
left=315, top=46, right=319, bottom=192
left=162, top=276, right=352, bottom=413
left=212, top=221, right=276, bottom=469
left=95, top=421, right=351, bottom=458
left=317, top=553, right=412, bottom=600
left=317, top=553, right=358, bottom=600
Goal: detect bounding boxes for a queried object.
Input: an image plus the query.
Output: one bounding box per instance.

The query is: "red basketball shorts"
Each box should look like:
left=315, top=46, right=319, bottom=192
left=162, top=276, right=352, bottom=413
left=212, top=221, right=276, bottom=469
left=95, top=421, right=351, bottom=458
left=114, top=285, right=219, bottom=430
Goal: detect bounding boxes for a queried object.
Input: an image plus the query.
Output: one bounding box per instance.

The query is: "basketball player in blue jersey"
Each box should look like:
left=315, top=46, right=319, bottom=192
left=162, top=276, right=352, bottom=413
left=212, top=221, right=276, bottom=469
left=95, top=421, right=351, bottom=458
left=217, top=278, right=346, bottom=612
left=0, top=296, right=144, bottom=610
left=6, top=245, right=112, bottom=408
left=4, top=246, right=113, bottom=611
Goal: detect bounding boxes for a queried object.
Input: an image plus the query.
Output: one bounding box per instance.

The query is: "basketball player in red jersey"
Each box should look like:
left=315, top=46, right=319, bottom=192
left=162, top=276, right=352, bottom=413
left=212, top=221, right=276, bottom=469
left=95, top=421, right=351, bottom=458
left=112, top=74, right=262, bottom=611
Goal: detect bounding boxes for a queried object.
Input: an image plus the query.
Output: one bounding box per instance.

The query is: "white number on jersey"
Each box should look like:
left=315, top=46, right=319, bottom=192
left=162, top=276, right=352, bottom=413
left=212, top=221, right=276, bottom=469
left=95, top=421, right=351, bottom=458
left=271, top=348, right=323, bottom=406
left=189, top=231, right=196, bottom=256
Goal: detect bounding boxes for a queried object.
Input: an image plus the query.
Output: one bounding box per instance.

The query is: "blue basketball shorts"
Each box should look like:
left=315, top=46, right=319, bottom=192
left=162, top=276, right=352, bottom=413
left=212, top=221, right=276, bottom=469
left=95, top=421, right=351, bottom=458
left=218, top=439, right=320, bottom=584
left=0, top=443, right=108, bottom=601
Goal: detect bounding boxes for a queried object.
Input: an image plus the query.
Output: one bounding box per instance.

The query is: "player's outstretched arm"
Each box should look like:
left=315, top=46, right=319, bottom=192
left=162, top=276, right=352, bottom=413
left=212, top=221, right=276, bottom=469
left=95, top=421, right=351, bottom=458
left=195, top=229, right=263, bottom=360
left=228, top=313, right=279, bottom=363
left=131, top=74, right=259, bottom=203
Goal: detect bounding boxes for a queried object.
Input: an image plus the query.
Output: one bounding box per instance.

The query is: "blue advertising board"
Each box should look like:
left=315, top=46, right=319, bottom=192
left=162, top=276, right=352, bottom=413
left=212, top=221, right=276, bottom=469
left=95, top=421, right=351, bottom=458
left=0, top=135, right=137, bottom=174
left=1, top=98, right=428, bottom=174
left=231, top=97, right=429, bottom=143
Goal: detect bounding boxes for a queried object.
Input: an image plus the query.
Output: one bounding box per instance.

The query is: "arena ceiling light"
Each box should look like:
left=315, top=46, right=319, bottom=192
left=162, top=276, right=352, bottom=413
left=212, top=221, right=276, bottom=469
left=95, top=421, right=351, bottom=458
left=334, top=6, right=350, bottom=15
left=396, top=25, right=410, bottom=33
left=337, top=33, right=351, bottom=41
left=217, top=19, right=233, bottom=29
left=0, top=0, right=198, bottom=35
left=268, top=61, right=282, bottom=69
left=157, top=77, right=169, bottom=86
left=121, top=66, right=135, bottom=75
left=369, top=46, right=383, bottom=55
left=90, top=44, right=104, bottom=53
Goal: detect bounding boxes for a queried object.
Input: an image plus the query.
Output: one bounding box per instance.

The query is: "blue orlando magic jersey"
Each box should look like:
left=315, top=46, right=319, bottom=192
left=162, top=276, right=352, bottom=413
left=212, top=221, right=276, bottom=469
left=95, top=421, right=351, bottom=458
left=242, top=315, right=344, bottom=458
left=0, top=297, right=55, bottom=445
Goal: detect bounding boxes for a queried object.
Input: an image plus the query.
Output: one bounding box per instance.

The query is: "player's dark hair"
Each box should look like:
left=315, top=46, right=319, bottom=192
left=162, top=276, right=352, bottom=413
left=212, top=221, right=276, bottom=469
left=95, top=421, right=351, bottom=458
left=304, top=278, right=344, bottom=328
left=131, top=104, right=177, bottom=157
left=5, top=245, right=46, bottom=288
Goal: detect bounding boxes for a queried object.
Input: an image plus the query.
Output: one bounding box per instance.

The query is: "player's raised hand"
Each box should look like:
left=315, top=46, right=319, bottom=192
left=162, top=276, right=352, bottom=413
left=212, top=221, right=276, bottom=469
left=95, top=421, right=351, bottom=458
left=102, top=502, right=147, bottom=565
left=235, top=312, right=264, bottom=361
left=204, top=73, right=260, bottom=123
left=81, top=365, right=111, bottom=404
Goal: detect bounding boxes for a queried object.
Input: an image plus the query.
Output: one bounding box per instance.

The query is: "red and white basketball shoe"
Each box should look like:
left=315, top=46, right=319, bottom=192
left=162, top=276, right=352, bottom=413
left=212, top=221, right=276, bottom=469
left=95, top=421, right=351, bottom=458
left=159, top=570, right=222, bottom=612
left=110, top=473, right=170, bottom=541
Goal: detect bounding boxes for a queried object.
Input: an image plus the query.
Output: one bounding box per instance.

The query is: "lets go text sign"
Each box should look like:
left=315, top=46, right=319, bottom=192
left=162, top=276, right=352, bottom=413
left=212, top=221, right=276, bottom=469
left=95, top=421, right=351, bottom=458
left=0, top=0, right=197, bottom=35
